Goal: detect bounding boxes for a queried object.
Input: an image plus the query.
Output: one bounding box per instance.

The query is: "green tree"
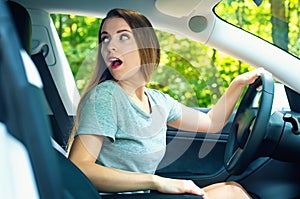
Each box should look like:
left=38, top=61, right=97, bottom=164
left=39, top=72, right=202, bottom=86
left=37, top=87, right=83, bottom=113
left=51, top=14, right=101, bottom=91
left=51, top=0, right=299, bottom=107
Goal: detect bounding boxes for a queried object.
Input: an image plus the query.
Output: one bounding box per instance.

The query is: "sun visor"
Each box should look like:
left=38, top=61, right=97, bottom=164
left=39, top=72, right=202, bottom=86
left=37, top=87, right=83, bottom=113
left=155, top=0, right=200, bottom=17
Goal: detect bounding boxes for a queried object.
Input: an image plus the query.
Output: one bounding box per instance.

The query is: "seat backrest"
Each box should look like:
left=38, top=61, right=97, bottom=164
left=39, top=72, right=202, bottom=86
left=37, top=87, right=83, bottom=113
left=9, top=0, right=73, bottom=150
left=4, top=1, right=64, bottom=198
left=9, top=0, right=74, bottom=150
left=8, top=1, right=32, bottom=54
left=7, top=1, right=101, bottom=198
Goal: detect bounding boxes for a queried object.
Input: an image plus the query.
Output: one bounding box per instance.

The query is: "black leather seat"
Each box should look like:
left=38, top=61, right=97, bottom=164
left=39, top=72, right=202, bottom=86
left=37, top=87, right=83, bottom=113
left=4, top=1, right=64, bottom=198
left=7, top=1, right=100, bottom=198
left=8, top=1, right=32, bottom=54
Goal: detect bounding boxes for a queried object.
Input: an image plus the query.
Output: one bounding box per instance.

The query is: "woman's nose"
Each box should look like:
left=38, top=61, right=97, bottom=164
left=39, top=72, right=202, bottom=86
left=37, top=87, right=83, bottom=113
left=107, top=38, right=117, bottom=52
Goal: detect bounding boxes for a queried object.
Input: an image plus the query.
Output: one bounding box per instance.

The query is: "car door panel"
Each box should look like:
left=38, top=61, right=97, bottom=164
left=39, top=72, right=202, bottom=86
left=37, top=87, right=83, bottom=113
left=157, top=130, right=228, bottom=176
left=156, top=108, right=233, bottom=184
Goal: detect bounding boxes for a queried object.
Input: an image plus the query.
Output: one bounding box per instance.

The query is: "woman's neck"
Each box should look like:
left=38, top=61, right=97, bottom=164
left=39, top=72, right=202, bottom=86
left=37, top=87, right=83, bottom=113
left=118, top=79, right=146, bottom=101
left=118, top=79, right=151, bottom=114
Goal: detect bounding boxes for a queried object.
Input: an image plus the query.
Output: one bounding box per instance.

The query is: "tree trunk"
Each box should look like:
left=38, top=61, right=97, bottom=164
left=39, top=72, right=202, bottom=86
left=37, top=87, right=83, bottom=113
left=270, top=0, right=289, bottom=50
left=58, top=15, right=63, bottom=39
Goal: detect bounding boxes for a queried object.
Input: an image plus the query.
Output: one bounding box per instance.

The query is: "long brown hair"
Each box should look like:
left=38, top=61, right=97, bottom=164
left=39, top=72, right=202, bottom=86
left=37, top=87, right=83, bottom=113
left=67, top=8, right=160, bottom=152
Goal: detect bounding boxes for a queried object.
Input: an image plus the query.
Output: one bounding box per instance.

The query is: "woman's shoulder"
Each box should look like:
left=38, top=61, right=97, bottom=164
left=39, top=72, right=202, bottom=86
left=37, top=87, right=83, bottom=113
left=96, top=80, right=117, bottom=89
left=146, top=87, right=170, bottom=102
left=83, top=80, right=118, bottom=103
left=146, top=87, right=163, bottom=96
left=93, top=80, right=118, bottom=94
left=83, top=80, right=120, bottom=108
left=146, top=87, right=180, bottom=106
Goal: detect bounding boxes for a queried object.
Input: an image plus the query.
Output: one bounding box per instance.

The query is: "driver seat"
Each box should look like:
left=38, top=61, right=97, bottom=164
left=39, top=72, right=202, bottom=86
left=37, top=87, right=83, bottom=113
left=8, top=1, right=100, bottom=198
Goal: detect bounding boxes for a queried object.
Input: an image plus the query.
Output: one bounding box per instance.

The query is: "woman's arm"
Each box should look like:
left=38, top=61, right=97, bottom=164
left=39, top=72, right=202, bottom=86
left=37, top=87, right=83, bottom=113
left=68, top=134, right=207, bottom=197
left=68, top=134, right=155, bottom=193
left=168, top=68, right=263, bottom=133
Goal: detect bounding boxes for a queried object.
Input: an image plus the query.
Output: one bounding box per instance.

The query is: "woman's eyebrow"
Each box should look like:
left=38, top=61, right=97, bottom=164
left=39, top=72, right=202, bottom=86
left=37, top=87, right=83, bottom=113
left=100, top=29, right=131, bottom=36
left=100, top=31, right=108, bottom=36
left=116, top=29, right=132, bottom=34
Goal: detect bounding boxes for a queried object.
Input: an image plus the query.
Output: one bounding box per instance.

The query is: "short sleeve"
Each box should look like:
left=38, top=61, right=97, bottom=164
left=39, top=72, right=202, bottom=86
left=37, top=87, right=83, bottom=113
left=76, top=82, right=118, bottom=142
left=164, top=93, right=182, bottom=122
left=146, top=88, right=182, bottom=123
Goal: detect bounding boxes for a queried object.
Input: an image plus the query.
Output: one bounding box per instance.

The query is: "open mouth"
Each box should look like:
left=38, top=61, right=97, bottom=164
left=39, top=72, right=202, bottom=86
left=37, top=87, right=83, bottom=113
left=110, top=57, right=123, bottom=69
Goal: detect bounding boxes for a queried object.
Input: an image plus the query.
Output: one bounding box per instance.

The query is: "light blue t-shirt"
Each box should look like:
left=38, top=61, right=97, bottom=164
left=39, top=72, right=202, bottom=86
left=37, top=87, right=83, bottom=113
left=76, top=80, right=182, bottom=176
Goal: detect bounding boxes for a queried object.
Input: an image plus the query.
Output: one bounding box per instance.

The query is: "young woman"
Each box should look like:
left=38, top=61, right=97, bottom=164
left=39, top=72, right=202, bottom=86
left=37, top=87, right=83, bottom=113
left=68, top=8, right=259, bottom=198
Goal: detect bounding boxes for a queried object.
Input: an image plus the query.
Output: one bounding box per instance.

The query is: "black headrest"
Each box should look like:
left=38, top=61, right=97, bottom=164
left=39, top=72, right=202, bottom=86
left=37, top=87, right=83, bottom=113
left=8, top=1, right=32, bottom=54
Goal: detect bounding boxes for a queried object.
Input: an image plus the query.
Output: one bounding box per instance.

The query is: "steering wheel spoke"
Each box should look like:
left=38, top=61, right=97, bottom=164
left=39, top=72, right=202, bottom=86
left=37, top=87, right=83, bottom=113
left=236, top=108, right=257, bottom=147
left=224, top=73, right=274, bottom=175
left=225, top=147, right=243, bottom=171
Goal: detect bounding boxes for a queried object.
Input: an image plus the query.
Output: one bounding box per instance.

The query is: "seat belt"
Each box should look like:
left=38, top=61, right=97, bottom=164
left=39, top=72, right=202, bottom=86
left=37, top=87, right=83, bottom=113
left=31, top=52, right=73, bottom=150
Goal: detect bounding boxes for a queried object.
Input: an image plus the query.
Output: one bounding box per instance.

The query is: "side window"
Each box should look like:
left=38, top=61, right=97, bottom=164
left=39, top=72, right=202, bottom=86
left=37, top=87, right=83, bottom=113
left=51, top=14, right=253, bottom=108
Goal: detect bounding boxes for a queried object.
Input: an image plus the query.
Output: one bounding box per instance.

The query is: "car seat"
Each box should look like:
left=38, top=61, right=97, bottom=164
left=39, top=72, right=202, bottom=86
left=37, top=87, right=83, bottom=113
left=3, top=1, right=64, bottom=198
left=6, top=1, right=101, bottom=198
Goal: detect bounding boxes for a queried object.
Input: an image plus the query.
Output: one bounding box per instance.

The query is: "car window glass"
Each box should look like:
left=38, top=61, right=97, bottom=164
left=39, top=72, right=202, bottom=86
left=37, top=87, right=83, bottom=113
left=51, top=14, right=254, bottom=107
left=215, top=0, right=300, bottom=59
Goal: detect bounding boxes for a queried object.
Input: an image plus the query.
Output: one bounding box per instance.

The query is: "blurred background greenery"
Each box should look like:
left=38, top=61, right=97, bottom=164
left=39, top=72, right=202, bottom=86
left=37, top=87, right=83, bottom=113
left=51, top=0, right=299, bottom=107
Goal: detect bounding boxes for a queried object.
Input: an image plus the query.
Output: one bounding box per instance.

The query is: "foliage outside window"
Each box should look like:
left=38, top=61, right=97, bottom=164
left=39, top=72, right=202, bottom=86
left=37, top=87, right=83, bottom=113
left=215, top=0, right=300, bottom=58
left=51, top=13, right=253, bottom=108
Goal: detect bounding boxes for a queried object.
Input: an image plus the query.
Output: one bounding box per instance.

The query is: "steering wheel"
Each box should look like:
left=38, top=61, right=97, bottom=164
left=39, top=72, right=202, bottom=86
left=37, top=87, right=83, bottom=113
left=224, top=72, right=274, bottom=175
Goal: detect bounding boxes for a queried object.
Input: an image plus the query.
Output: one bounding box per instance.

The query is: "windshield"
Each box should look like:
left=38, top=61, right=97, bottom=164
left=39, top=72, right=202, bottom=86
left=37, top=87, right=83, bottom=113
left=215, top=0, right=300, bottom=59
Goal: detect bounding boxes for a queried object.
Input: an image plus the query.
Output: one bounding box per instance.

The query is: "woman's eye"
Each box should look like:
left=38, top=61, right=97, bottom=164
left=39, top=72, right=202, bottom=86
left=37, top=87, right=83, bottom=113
left=101, top=37, right=110, bottom=43
left=120, top=34, right=129, bottom=41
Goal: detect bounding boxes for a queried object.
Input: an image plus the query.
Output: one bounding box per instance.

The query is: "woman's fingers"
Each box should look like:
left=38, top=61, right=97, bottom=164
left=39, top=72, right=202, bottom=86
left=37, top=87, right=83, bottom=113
left=235, top=67, right=268, bottom=86
left=155, top=176, right=208, bottom=198
left=184, top=180, right=208, bottom=199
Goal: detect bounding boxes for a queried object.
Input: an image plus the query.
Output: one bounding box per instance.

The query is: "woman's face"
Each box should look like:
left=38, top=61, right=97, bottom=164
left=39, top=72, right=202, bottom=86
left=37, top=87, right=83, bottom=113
left=100, top=17, right=142, bottom=81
